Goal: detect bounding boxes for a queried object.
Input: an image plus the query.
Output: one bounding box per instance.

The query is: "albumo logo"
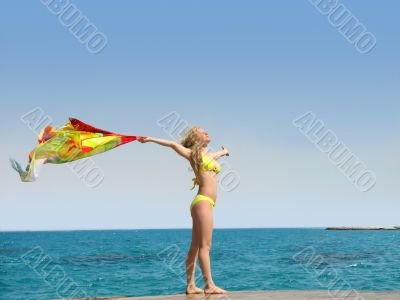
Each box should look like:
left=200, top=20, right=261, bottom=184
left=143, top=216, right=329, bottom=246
left=309, top=0, right=377, bottom=54
left=41, top=0, right=108, bottom=54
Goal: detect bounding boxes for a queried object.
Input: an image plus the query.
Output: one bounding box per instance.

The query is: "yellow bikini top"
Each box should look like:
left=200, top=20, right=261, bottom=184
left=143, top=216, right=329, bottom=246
left=201, top=155, right=221, bottom=174
left=191, top=155, right=221, bottom=190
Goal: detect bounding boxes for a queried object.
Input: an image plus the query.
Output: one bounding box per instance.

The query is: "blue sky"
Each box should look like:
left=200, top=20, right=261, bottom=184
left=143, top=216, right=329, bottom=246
left=0, top=0, right=399, bottom=231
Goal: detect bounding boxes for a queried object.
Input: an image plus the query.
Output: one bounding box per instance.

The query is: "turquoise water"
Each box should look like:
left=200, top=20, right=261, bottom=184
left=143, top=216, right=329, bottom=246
left=1, top=229, right=399, bottom=299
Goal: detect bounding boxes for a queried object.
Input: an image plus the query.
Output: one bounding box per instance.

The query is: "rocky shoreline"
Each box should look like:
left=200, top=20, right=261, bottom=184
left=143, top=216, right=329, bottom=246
left=326, top=226, right=400, bottom=230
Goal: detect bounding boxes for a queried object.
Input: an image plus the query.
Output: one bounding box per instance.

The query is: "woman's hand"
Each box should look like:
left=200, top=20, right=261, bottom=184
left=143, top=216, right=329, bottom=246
left=222, top=146, right=230, bottom=156
left=138, top=136, right=151, bottom=143
left=209, top=147, right=229, bottom=160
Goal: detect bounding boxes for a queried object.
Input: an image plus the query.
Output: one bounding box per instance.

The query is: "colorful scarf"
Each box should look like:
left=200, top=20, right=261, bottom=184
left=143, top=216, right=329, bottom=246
left=10, top=118, right=137, bottom=182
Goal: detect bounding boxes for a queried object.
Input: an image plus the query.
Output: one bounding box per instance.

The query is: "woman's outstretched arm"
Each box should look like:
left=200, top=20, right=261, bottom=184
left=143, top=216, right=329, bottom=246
left=138, top=136, right=191, bottom=159
left=208, top=147, right=229, bottom=160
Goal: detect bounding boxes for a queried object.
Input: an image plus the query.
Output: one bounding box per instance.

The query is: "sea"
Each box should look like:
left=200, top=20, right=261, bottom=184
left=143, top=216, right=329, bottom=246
left=1, top=228, right=399, bottom=299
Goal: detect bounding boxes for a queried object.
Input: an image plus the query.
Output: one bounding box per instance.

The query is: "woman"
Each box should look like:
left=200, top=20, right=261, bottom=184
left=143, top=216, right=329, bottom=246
left=138, top=126, right=229, bottom=295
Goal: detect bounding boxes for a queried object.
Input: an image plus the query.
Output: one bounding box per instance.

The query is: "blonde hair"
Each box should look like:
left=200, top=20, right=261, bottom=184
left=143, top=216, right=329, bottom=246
left=180, top=126, right=204, bottom=175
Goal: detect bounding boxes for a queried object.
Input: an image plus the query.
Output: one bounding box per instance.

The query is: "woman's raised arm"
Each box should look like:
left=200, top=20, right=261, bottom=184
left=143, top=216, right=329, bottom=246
left=138, top=136, right=191, bottom=159
left=208, top=147, right=229, bottom=160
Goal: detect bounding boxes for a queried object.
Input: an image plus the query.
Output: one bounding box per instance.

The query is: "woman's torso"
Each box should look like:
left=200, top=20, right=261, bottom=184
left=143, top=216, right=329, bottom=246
left=190, top=155, right=220, bottom=201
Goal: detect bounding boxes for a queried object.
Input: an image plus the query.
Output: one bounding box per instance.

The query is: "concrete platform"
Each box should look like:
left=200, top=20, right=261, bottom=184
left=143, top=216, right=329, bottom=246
left=67, top=290, right=400, bottom=300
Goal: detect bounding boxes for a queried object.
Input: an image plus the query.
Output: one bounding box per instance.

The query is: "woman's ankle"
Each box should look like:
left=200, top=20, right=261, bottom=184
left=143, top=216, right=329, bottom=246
left=204, top=281, right=215, bottom=288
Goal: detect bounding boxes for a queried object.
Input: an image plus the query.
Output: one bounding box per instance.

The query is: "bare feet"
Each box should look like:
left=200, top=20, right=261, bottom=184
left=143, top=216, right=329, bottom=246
left=186, top=284, right=204, bottom=294
left=204, top=284, right=228, bottom=294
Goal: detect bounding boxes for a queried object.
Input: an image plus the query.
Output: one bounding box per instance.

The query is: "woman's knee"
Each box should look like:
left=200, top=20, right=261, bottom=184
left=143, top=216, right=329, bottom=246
left=199, top=241, right=212, bottom=251
left=189, top=243, right=199, bottom=252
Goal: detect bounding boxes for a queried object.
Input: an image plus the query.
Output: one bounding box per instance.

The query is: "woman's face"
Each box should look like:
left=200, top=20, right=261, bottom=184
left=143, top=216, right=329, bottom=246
left=197, top=128, right=211, bottom=145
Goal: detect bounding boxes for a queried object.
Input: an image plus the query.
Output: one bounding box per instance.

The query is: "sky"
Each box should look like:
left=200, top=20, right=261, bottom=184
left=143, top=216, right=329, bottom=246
left=0, top=0, right=399, bottom=231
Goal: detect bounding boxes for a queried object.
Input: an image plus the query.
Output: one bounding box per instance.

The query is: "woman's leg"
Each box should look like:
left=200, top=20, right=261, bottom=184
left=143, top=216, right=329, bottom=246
left=191, top=201, right=227, bottom=294
left=185, top=216, right=203, bottom=294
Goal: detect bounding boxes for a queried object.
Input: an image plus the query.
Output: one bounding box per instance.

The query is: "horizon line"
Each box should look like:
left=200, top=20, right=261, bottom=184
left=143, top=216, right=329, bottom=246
left=3, top=226, right=400, bottom=233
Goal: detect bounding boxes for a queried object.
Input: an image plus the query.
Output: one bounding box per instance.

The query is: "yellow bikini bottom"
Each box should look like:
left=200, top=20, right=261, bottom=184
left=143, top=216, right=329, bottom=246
left=190, top=194, right=215, bottom=212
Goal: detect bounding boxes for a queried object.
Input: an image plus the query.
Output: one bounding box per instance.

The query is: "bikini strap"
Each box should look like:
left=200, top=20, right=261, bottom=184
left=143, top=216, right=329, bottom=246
left=191, top=177, right=199, bottom=190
